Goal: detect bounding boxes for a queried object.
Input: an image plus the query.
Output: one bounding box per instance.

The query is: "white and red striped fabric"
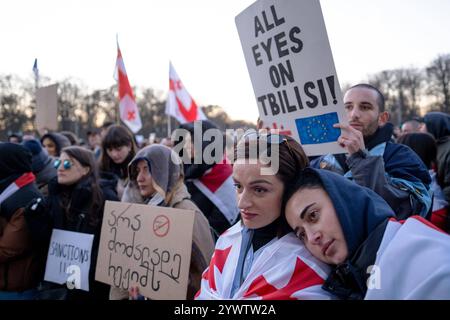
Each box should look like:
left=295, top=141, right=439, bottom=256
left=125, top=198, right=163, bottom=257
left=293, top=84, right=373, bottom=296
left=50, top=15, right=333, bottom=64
left=365, top=216, right=450, bottom=299
left=114, top=43, right=142, bottom=133
left=192, top=157, right=239, bottom=225
left=0, top=172, right=35, bottom=206
left=165, top=62, right=206, bottom=124
left=195, top=223, right=333, bottom=300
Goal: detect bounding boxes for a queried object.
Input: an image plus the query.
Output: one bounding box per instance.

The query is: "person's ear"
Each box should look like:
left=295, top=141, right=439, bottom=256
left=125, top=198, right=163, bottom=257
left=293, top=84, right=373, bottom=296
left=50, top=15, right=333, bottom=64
left=378, top=111, right=389, bottom=126
left=81, top=166, right=90, bottom=176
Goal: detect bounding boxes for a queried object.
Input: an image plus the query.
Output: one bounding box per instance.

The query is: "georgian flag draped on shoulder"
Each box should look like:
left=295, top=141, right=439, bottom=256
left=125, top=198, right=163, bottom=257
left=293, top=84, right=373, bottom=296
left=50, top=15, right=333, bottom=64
left=114, top=42, right=142, bottom=133
left=165, top=62, right=207, bottom=124
left=365, top=216, right=450, bottom=299
left=195, top=223, right=333, bottom=300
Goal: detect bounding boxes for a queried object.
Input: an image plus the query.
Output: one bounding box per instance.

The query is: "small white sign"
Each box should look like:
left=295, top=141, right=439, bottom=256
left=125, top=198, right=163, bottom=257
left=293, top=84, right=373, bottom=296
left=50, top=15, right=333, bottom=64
left=44, top=229, right=94, bottom=292
left=236, top=0, right=348, bottom=156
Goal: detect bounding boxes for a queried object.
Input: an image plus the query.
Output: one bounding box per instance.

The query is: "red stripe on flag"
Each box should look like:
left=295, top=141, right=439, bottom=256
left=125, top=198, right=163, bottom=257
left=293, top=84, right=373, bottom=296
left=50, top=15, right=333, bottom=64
left=176, top=96, right=198, bottom=123
left=411, top=215, right=448, bottom=235
left=118, top=70, right=135, bottom=101
left=208, top=246, right=232, bottom=291
left=244, top=257, right=324, bottom=300
left=199, top=163, right=233, bottom=193
left=15, top=172, right=35, bottom=188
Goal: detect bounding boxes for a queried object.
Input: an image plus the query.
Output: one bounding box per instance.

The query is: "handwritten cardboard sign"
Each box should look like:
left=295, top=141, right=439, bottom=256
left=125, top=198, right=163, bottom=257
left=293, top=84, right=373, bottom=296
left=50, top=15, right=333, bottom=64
left=95, top=201, right=195, bottom=300
left=44, top=229, right=94, bottom=291
left=236, top=0, right=347, bottom=156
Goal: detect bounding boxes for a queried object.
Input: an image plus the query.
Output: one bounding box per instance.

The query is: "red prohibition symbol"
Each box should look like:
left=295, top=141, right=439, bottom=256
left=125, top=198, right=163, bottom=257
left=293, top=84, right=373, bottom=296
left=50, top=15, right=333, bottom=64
left=153, top=215, right=170, bottom=237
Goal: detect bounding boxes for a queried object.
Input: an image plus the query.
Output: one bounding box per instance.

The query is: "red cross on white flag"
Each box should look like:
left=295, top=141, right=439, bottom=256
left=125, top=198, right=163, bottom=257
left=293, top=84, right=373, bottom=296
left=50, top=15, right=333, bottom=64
left=114, top=41, right=142, bottom=133
left=165, top=62, right=207, bottom=124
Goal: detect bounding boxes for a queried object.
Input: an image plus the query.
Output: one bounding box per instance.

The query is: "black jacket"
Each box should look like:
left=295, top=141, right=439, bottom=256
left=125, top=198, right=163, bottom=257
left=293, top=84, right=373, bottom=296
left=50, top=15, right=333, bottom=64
left=42, top=176, right=119, bottom=300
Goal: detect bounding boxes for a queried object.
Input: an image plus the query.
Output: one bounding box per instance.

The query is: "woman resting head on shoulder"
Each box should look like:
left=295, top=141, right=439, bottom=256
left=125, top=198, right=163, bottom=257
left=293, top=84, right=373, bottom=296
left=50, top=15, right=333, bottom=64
left=284, top=167, right=450, bottom=299
left=196, top=132, right=334, bottom=300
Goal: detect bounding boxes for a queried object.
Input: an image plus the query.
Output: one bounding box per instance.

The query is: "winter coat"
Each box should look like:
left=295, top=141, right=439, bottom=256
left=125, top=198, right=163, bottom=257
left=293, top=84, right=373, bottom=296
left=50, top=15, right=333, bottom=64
left=44, top=176, right=119, bottom=300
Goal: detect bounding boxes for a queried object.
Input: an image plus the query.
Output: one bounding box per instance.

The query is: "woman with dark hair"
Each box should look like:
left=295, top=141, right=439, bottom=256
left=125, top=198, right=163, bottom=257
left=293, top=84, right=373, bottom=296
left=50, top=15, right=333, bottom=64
left=99, top=125, right=137, bottom=199
left=196, top=132, right=333, bottom=299
left=398, top=133, right=449, bottom=231
left=0, top=143, right=46, bottom=299
left=284, top=168, right=450, bottom=299
left=43, top=146, right=118, bottom=300
left=40, top=132, right=71, bottom=157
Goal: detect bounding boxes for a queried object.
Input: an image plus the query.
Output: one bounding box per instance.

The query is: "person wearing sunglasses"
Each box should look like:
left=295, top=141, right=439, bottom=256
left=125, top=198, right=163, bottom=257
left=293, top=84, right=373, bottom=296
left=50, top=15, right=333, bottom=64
left=39, top=146, right=119, bottom=300
left=109, top=144, right=214, bottom=300
left=196, top=133, right=333, bottom=300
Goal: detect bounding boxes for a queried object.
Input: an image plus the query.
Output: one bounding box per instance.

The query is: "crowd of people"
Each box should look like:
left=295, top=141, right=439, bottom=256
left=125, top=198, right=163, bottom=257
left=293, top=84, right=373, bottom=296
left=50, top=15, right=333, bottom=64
left=1, top=83, right=449, bottom=300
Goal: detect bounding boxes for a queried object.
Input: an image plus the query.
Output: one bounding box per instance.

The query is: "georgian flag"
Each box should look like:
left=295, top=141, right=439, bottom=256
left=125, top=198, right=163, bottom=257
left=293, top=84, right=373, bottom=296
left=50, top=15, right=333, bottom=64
left=0, top=172, right=36, bottom=206
left=114, top=42, right=142, bottom=133
left=195, top=223, right=333, bottom=300
left=165, top=62, right=207, bottom=124
left=192, top=157, right=239, bottom=225
left=365, top=216, right=450, bottom=299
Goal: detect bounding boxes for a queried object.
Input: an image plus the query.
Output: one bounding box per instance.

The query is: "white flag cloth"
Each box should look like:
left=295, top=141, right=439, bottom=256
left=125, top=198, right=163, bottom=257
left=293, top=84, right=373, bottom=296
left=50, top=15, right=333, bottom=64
left=365, top=216, right=450, bottom=299
left=195, top=222, right=333, bottom=300
left=114, top=44, right=142, bottom=133
left=165, top=62, right=206, bottom=124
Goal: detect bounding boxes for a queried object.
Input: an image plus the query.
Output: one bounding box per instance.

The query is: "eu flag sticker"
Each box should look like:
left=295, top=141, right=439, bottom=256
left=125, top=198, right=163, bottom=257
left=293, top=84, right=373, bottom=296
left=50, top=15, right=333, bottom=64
left=295, top=112, right=340, bottom=145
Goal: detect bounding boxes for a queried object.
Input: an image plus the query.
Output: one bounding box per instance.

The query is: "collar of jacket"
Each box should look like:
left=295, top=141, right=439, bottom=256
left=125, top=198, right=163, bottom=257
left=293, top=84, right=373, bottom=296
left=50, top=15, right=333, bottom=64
left=364, top=123, right=394, bottom=151
left=322, top=219, right=389, bottom=300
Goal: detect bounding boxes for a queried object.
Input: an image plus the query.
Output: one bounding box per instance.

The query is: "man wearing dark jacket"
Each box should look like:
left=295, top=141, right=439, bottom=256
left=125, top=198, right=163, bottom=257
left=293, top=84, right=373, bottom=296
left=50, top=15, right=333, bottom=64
left=312, top=83, right=431, bottom=219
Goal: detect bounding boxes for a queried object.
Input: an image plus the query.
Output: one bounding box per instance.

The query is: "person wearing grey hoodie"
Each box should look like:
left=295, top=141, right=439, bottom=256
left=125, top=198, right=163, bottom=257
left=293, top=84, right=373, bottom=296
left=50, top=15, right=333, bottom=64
left=40, top=132, right=70, bottom=157
left=109, top=144, right=215, bottom=300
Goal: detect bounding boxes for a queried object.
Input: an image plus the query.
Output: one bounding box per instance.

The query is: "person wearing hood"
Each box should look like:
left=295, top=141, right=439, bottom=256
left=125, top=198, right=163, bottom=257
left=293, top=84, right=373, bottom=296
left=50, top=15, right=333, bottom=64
left=176, top=120, right=239, bottom=238
left=109, top=144, right=215, bottom=300
left=311, top=84, right=431, bottom=219
left=40, top=132, right=71, bottom=157
left=0, top=143, right=46, bottom=299
left=21, top=139, right=57, bottom=197
left=284, top=168, right=450, bottom=299
left=196, top=134, right=333, bottom=300
left=422, top=112, right=450, bottom=204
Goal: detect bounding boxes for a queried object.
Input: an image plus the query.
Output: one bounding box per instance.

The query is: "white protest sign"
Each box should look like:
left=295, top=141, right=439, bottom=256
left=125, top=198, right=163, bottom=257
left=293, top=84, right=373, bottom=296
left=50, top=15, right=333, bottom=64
left=36, top=84, right=58, bottom=135
left=236, top=0, right=347, bottom=156
left=44, top=229, right=94, bottom=292
left=95, top=201, right=195, bottom=300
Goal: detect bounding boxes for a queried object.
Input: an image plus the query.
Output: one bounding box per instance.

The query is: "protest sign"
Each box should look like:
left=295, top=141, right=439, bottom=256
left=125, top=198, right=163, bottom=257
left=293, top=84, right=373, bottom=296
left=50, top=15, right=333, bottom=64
left=35, top=84, right=58, bottom=135
left=236, top=0, right=347, bottom=156
left=95, top=201, right=195, bottom=300
left=44, top=229, right=94, bottom=291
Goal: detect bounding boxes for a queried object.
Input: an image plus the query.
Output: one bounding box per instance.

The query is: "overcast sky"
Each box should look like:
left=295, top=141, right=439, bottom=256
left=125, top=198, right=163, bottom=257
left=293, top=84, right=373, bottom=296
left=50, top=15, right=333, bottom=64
left=2, top=0, right=450, bottom=122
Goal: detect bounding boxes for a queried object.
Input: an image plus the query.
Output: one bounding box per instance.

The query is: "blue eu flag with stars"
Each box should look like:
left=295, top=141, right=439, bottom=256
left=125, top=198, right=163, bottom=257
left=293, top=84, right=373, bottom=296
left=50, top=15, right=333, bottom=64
left=295, top=112, right=340, bottom=145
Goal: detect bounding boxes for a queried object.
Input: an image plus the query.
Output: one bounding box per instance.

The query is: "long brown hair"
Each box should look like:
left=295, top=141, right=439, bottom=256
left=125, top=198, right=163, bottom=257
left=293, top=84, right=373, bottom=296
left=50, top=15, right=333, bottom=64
left=99, top=125, right=137, bottom=179
left=62, top=146, right=103, bottom=226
